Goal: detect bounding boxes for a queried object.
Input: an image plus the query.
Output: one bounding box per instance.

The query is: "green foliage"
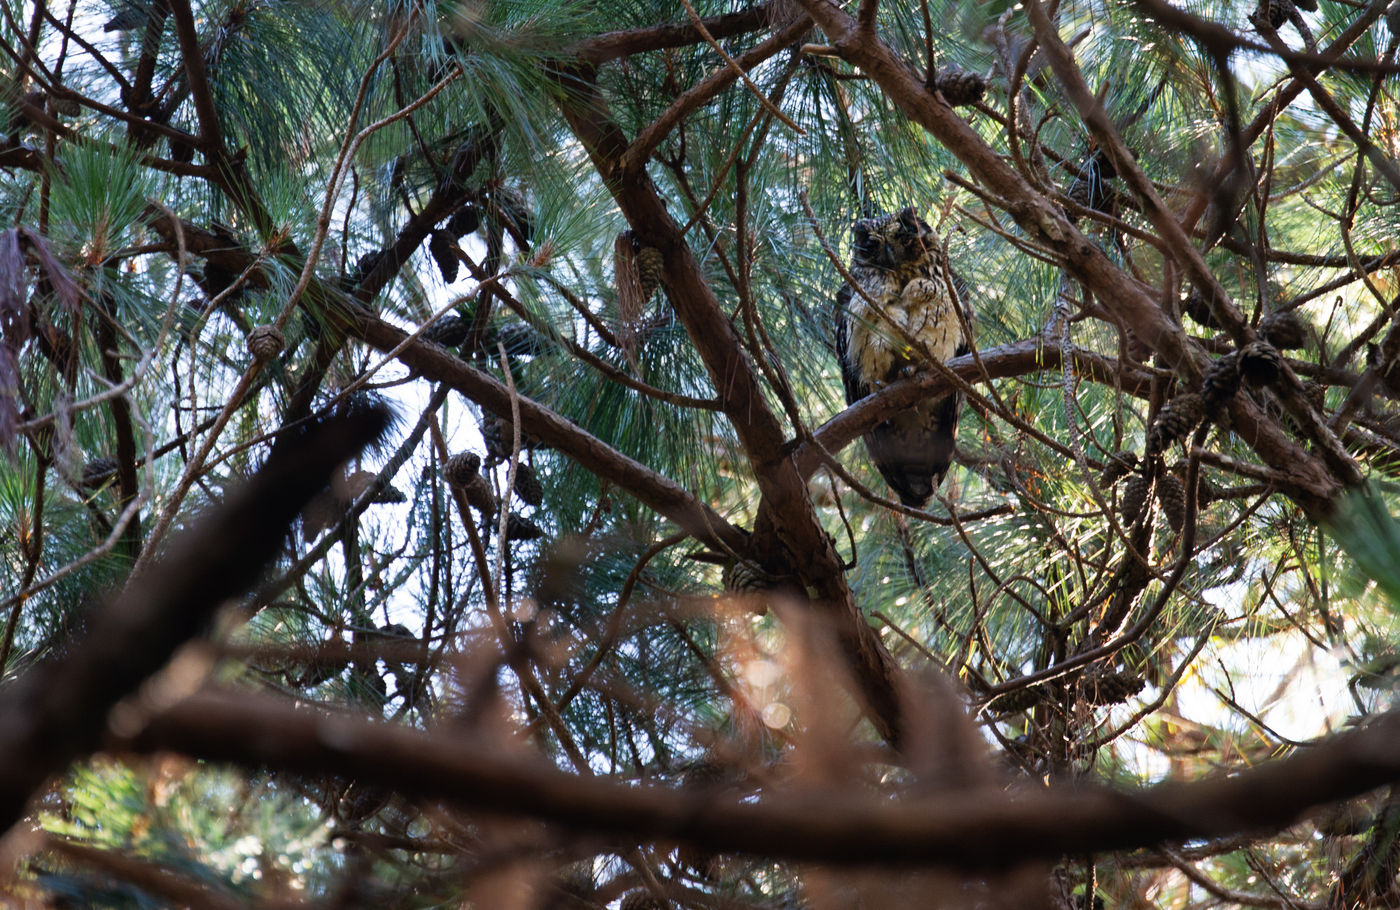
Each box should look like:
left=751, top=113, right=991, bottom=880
left=3, top=0, right=1400, bottom=905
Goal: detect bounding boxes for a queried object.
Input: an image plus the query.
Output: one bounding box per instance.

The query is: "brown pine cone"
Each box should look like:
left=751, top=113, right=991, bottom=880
left=682, top=761, right=731, bottom=790
left=934, top=67, right=987, bottom=107
left=722, top=558, right=775, bottom=592
left=481, top=412, right=543, bottom=463
left=1239, top=341, right=1283, bottom=386
left=444, top=452, right=481, bottom=487
left=1259, top=311, right=1307, bottom=350
left=1201, top=355, right=1242, bottom=418
left=1066, top=171, right=1116, bottom=219
left=636, top=245, right=665, bottom=301
left=247, top=324, right=285, bottom=361
left=423, top=314, right=469, bottom=348
left=1120, top=470, right=1152, bottom=524
left=987, top=685, right=1045, bottom=714
left=1256, top=0, right=1291, bottom=28
left=464, top=474, right=496, bottom=516
left=1181, top=287, right=1223, bottom=329
left=1083, top=670, right=1146, bottom=706
left=168, top=136, right=195, bottom=164
left=1156, top=472, right=1186, bottom=532
left=619, top=893, right=667, bottom=910
left=1302, top=380, right=1326, bottom=410
left=513, top=462, right=544, bottom=507
left=81, top=456, right=118, bottom=489
left=1098, top=451, right=1139, bottom=487
left=447, top=204, right=479, bottom=238
left=506, top=513, right=544, bottom=542
left=428, top=230, right=459, bottom=283
left=1146, top=393, right=1204, bottom=455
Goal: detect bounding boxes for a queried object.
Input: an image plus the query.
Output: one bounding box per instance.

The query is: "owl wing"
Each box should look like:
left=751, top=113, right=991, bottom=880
left=833, top=280, right=870, bottom=406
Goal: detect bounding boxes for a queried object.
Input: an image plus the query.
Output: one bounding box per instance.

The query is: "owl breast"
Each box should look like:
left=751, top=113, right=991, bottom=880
left=846, top=259, right=962, bottom=387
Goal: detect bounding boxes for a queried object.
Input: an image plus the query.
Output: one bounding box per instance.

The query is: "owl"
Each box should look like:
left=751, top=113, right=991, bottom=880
left=833, top=206, right=972, bottom=507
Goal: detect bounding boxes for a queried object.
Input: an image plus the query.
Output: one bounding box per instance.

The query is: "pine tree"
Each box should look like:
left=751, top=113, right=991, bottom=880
left=1, top=0, right=1399, bottom=906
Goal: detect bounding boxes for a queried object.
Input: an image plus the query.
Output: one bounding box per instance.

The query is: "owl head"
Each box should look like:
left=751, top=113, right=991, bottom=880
left=851, top=206, right=936, bottom=271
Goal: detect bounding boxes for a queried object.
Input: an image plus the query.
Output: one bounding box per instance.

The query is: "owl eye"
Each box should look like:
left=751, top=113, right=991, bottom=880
left=853, top=224, right=880, bottom=257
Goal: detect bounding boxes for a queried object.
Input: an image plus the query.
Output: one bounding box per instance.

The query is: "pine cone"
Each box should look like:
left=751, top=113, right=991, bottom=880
left=933, top=67, right=986, bottom=107
left=494, top=322, right=550, bottom=358
left=619, top=893, right=667, bottom=910
left=513, top=462, right=544, bottom=507
left=444, top=452, right=481, bottom=487
left=1099, top=451, right=1139, bottom=487
left=1066, top=173, right=1115, bottom=219
left=1146, top=392, right=1204, bottom=455
left=682, top=761, right=730, bottom=789
left=247, top=324, right=285, bottom=361
left=482, top=413, right=542, bottom=463
left=81, top=456, right=118, bottom=489
left=987, top=685, right=1045, bottom=714
left=447, top=204, right=479, bottom=238
left=722, top=558, right=775, bottom=592
left=1239, top=341, right=1283, bottom=386
left=1156, top=472, right=1186, bottom=532
left=506, top=513, right=545, bottom=542
left=1201, top=355, right=1243, bottom=418
left=1120, top=471, right=1152, bottom=524
left=1083, top=670, right=1146, bottom=706
left=1256, top=0, right=1291, bottom=28
left=1181, top=288, right=1223, bottom=329
left=353, top=251, right=381, bottom=283
left=464, top=474, right=496, bottom=516
left=1302, top=380, right=1326, bottom=410
left=1259, top=311, right=1307, bottom=350
left=168, top=136, right=195, bottom=164
left=423, top=314, right=469, bottom=348
left=428, top=230, right=459, bottom=283
left=636, top=245, right=665, bottom=300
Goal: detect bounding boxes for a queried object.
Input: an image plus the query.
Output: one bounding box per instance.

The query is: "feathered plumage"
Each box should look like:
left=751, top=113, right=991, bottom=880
left=833, top=206, right=972, bottom=507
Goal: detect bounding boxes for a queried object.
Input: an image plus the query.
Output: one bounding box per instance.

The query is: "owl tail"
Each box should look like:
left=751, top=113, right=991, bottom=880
left=863, top=391, right=960, bottom=508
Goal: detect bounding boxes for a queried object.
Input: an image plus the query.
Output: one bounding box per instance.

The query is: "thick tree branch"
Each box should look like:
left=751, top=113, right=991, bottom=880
left=570, top=2, right=788, bottom=66
left=341, top=301, right=749, bottom=555
left=0, top=410, right=388, bottom=831
left=556, top=69, right=906, bottom=747
left=795, top=338, right=1153, bottom=481
left=165, top=0, right=223, bottom=151
left=124, top=687, right=1400, bottom=871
